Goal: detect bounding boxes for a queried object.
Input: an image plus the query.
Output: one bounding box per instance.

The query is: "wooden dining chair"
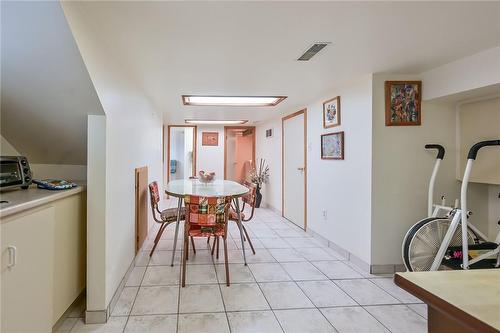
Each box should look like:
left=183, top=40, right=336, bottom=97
left=182, top=195, right=231, bottom=287
left=229, top=181, right=258, bottom=254
left=149, top=181, right=195, bottom=257
left=209, top=180, right=257, bottom=257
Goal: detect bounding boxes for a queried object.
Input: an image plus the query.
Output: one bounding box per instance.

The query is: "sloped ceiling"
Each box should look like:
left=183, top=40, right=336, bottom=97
left=61, top=1, right=500, bottom=124
left=1, top=1, right=104, bottom=164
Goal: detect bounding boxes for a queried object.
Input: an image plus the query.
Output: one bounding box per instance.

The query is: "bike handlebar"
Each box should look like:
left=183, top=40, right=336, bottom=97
left=425, top=144, right=445, bottom=160
left=467, top=140, right=500, bottom=160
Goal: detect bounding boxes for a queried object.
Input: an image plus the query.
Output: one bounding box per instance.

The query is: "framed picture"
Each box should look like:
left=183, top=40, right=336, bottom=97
left=265, top=128, right=273, bottom=138
left=202, top=132, right=218, bottom=146
left=323, top=96, right=341, bottom=128
left=385, top=81, right=422, bottom=126
left=321, top=131, right=344, bottom=160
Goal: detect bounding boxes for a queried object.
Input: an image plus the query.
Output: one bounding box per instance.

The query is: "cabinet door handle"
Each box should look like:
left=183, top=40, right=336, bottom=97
left=7, top=246, right=16, bottom=268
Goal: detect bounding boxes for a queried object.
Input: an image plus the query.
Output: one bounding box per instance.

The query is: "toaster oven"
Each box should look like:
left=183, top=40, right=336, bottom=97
left=0, top=156, right=32, bottom=190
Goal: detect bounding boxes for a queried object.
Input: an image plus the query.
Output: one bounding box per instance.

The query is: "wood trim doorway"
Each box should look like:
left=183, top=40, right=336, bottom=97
left=223, top=126, right=256, bottom=180
left=282, top=109, right=307, bottom=230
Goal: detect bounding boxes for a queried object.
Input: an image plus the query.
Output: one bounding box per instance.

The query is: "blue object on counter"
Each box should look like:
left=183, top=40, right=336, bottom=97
left=33, top=179, right=78, bottom=190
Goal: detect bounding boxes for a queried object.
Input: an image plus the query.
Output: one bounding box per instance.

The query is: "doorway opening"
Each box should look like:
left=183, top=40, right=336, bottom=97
left=167, top=125, right=197, bottom=183
left=224, top=126, right=256, bottom=182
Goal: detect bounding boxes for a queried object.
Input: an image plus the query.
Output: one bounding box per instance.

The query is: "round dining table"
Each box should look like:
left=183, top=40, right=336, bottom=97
left=164, top=179, right=250, bottom=265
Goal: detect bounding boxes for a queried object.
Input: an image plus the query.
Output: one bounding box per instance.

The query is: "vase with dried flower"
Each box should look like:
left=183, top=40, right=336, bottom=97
left=249, top=158, right=269, bottom=208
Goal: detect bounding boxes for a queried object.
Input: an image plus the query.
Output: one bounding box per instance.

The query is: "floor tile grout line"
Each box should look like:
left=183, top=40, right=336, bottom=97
left=119, top=258, right=148, bottom=333
left=287, top=236, right=400, bottom=333
left=330, top=279, right=397, bottom=333
left=103, top=209, right=424, bottom=333
left=212, top=237, right=232, bottom=333
left=245, top=259, right=286, bottom=333
left=368, top=278, right=424, bottom=305
left=271, top=259, right=340, bottom=332
left=406, top=304, right=428, bottom=320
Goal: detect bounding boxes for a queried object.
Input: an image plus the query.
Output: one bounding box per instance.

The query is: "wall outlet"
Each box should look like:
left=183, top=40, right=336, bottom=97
left=322, top=210, right=327, bottom=220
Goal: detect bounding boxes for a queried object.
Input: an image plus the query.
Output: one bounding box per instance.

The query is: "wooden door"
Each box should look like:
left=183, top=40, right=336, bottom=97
left=135, top=166, right=148, bottom=252
left=282, top=110, right=307, bottom=230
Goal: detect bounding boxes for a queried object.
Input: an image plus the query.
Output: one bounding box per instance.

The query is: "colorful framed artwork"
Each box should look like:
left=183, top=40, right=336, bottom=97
left=323, top=96, right=341, bottom=128
left=321, top=131, right=344, bottom=160
left=385, top=81, right=422, bottom=126
left=202, top=132, right=218, bottom=146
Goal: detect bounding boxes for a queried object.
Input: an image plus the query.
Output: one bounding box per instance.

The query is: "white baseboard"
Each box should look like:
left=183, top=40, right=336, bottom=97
left=260, top=202, right=281, bottom=215
left=306, top=227, right=404, bottom=274
left=85, top=256, right=136, bottom=324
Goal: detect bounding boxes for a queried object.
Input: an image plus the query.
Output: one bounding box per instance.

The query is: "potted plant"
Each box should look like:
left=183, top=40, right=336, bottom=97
left=249, top=158, right=269, bottom=208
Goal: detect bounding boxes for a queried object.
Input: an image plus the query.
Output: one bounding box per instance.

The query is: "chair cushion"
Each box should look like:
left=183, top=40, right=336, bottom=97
left=188, top=225, right=225, bottom=237
left=160, top=207, right=186, bottom=222
left=229, top=207, right=246, bottom=221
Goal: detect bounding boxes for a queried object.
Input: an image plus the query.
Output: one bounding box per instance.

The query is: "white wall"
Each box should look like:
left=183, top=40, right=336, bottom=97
left=1, top=134, right=19, bottom=155
left=62, top=2, right=164, bottom=314
left=370, top=73, right=461, bottom=266
left=196, top=126, right=225, bottom=178
left=488, top=185, right=500, bottom=240
left=1, top=1, right=104, bottom=165
left=422, top=46, right=500, bottom=101
left=256, top=118, right=282, bottom=212
left=104, top=105, right=162, bottom=306
left=86, top=115, right=106, bottom=314
left=1, top=134, right=87, bottom=181
left=257, top=75, right=374, bottom=264
left=307, top=76, right=373, bottom=264
left=457, top=97, right=500, bottom=184
left=30, top=164, right=87, bottom=181
left=257, top=71, right=498, bottom=269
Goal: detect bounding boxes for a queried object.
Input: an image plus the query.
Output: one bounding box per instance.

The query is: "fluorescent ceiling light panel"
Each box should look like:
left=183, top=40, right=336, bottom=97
left=182, top=95, right=287, bottom=106
left=185, top=119, right=248, bottom=125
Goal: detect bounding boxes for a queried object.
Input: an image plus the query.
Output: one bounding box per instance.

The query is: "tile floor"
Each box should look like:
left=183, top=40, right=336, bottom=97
left=59, top=207, right=427, bottom=333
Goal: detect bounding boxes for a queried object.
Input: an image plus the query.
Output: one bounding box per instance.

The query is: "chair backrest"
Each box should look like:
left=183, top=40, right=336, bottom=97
left=242, top=181, right=257, bottom=207
left=185, top=195, right=230, bottom=225
left=184, top=195, right=230, bottom=235
left=148, top=181, right=165, bottom=223
left=149, top=181, right=161, bottom=209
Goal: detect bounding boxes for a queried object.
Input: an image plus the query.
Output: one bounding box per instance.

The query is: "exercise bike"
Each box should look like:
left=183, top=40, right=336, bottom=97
left=402, top=140, right=500, bottom=271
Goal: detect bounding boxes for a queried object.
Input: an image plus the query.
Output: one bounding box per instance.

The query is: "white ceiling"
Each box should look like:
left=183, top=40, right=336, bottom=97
left=1, top=1, right=104, bottom=164
left=61, top=1, right=500, bottom=125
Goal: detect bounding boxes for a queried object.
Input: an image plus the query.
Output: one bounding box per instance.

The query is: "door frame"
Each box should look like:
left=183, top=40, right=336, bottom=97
left=166, top=125, right=198, bottom=184
left=223, top=126, right=256, bottom=180
left=282, top=109, right=307, bottom=230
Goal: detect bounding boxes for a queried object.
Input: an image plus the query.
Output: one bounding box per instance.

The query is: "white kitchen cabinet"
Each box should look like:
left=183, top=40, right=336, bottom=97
left=1, top=206, right=55, bottom=333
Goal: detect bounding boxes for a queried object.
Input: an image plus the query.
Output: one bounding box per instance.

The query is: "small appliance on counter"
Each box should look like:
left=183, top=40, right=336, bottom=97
left=0, top=156, right=32, bottom=191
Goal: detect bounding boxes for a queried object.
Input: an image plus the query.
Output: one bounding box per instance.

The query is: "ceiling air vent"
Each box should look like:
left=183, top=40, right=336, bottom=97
left=297, top=42, right=330, bottom=61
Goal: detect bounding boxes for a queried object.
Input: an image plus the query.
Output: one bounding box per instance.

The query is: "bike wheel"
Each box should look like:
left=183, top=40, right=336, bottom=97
left=402, top=217, right=475, bottom=271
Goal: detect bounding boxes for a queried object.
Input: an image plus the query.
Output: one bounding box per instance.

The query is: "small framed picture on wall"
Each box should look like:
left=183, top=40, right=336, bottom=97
left=321, top=131, right=344, bottom=160
left=385, top=81, right=422, bottom=126
left=202, top=132, right=219, bottom=146
left=323, top=96, right=341, bottom=128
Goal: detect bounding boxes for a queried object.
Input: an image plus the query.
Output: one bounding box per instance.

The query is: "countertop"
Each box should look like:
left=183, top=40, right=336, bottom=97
left=0, top=183, right=86, bottom=219
left=395, top=270, right=500, bottom=333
